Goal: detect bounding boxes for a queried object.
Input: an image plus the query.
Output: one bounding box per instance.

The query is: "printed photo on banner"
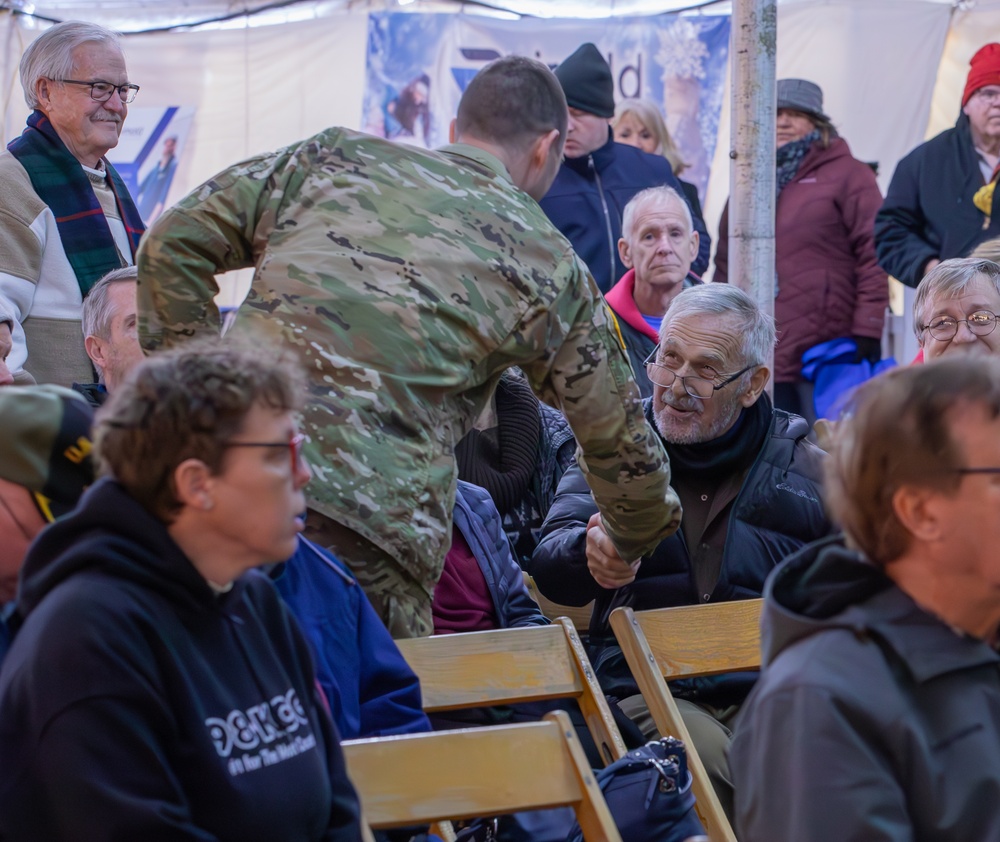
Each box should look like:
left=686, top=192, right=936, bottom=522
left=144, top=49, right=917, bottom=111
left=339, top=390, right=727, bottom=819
left=108, top=106, right=195, bottom=225
left=362, top=13, right=730, bottom=199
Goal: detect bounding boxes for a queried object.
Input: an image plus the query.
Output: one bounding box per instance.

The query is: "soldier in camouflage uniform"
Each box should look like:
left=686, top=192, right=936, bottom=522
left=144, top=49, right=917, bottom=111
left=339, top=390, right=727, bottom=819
left=137, top=56, right=681, bottom=638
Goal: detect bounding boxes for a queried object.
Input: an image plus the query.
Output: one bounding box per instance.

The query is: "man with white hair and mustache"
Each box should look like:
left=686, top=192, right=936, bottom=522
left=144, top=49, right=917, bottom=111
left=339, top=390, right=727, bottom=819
left=0, top=21, right=143, bottom=388
left=530, top=283, right=832, bottom=821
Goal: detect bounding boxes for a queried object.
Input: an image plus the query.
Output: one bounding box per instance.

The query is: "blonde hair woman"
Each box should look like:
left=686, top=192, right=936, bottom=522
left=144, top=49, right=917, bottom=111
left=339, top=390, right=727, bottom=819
left=613, top=98, right=688, bottom=174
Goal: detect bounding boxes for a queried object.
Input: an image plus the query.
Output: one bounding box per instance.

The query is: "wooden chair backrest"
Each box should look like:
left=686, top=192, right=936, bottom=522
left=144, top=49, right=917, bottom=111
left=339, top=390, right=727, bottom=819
left=609, top=599, right=764, bottom=842
left=523, top=572, right=595, bottom=631
left=396, top=618, right=627, bottom=764
left=626, top=598, right=764, bottom=678
left=343, top=710, right=623, bottom=842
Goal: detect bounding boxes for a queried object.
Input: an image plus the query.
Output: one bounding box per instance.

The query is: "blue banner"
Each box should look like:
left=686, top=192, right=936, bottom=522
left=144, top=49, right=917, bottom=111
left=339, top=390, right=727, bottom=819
left=108, top=105, right=195, bottom=224
left=363, top=12, right=730, bottom=198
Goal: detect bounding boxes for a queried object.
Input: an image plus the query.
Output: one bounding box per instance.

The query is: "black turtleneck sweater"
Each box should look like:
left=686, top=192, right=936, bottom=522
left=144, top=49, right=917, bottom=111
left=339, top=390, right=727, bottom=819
left=667, top=396, right=771, bottom=601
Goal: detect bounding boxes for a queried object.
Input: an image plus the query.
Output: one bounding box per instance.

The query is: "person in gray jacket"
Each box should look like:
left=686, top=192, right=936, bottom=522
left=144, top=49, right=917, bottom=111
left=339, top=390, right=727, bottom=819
left=731, top=355, right=1000, bottom=842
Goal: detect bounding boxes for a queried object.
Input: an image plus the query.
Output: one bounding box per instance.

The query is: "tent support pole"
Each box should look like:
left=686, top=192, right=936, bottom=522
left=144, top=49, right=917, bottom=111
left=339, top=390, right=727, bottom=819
left=729, top=0, right=777, bottom=382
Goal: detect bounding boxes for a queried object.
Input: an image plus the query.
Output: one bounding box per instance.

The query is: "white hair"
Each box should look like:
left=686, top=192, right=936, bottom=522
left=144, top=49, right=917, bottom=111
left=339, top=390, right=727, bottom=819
left=912, top=257, right=1000, bottom=339
left=82, top=266, right=137, bottom=341
left=20, top=21, right=123, bottom=110
left=621, top=186, right=692, bottom=243
left=660, top=284, right=776, bottom=367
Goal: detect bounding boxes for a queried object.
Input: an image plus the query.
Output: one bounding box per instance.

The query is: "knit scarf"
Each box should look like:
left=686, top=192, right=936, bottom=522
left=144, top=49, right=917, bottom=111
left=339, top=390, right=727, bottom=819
left=775, top=130, right=820, bottom=197
left=666, top=392, right=772, bottom=483
left=454, top=372, right=541, bottom=516
left=7, top=110, right=145, bottom=296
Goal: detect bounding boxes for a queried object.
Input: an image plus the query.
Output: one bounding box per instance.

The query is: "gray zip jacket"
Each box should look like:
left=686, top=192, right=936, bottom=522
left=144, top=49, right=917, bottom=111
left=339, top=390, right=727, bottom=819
left=731, top=536, right=1000, bottom=842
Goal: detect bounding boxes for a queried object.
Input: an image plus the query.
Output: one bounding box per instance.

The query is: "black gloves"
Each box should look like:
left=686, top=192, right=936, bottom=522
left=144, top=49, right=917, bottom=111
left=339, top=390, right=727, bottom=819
left=852, top=335, right=882, bottom=365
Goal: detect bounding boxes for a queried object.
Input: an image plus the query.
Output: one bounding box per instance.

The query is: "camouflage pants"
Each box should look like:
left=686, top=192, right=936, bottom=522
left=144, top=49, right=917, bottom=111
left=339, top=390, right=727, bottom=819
left=304, top=509, right=433, bottom=639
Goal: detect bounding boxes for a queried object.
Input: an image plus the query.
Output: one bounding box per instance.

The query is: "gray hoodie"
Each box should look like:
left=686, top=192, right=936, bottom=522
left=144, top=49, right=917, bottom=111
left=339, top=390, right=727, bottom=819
left=730, top=535, right=1000, bottom=842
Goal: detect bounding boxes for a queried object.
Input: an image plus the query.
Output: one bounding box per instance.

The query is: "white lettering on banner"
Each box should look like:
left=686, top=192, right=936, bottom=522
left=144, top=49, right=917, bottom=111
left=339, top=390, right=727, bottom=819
left=206, top=688, right=317, bottom=776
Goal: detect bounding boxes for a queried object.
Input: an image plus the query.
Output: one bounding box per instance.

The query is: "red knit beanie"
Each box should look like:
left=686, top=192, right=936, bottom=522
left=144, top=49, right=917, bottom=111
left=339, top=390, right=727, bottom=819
left=963, top=43, right=1000, bottom=106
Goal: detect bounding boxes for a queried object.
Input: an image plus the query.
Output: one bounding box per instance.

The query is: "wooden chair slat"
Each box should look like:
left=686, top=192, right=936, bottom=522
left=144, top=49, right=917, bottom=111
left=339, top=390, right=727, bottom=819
left=398, top=619, right=627, bottom=765
left=610, top=600, right=764, bottom=842
left=343, top=711, right=623, bottom=842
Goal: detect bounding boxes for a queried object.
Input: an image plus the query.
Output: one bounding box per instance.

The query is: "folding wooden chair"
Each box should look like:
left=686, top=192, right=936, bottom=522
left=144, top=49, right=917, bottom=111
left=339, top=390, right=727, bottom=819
left=396, top=618, right=626, bottom=765
left=343, top=710, right=623, bottom=842
left=610, top=598, right=764, bottom=842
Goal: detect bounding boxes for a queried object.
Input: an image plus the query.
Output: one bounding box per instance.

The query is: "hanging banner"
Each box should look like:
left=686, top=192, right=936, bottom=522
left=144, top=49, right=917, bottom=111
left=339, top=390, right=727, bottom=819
left=363, top=12, right=730, bottom=197
left=108, top=106, right=195, bottom=225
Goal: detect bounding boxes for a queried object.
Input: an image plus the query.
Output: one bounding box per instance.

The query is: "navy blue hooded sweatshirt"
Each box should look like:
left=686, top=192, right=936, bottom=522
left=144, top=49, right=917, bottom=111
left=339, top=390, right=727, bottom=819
left=0, top=478, right=363, bottom=842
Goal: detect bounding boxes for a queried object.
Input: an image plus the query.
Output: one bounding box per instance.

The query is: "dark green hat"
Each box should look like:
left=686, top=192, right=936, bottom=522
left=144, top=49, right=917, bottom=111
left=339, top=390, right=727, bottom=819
left=0, top=385, right=95, bottom=521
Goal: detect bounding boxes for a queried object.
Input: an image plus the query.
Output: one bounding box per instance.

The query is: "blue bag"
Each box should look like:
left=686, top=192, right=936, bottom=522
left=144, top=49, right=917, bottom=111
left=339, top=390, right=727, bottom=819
left=801, top=338, right=896, bottom=419
left=564, top=737, right=705, bottom=842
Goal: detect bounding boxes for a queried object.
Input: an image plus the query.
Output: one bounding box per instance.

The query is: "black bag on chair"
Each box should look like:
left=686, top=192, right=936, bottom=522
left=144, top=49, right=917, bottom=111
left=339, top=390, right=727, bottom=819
left=564, top=736, right=705, bottom=842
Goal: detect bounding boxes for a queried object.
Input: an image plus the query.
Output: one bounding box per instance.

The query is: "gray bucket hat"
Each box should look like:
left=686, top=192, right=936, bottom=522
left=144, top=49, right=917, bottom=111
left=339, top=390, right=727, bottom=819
left=776, top=79, right=830, bottom=122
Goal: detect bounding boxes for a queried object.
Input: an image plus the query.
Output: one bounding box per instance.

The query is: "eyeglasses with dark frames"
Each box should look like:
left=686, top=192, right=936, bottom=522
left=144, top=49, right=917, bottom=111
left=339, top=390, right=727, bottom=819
left=57, top=78, right=140, bottom=104
left=953, top=467, right=1000, bottom=476
left=221, top=433, right=306, bottom=474
left=920, top=310, right=999, bottom=341
left=643, top=348, right=755, bottom=400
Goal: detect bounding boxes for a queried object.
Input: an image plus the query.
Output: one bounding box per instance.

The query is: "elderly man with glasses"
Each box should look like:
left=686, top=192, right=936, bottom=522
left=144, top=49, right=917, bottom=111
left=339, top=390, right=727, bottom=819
left=529, top=283, right=832, bottom=822
left=914, top=257, right=1000, bottom=361
left=0, top=21, right=143, bottom=388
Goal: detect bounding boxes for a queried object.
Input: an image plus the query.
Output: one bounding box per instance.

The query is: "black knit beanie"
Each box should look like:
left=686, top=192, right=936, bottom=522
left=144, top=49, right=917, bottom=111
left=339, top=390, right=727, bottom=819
left=554, top=43, right=615, bottom=118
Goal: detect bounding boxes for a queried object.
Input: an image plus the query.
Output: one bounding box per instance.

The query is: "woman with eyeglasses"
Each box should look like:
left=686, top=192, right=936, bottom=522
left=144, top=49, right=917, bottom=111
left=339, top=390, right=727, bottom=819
left=913, top=257, right=1000, bottom=361
left=714, top=79, right=889, bottom=426
left=0, top=343, right=363, bottom=842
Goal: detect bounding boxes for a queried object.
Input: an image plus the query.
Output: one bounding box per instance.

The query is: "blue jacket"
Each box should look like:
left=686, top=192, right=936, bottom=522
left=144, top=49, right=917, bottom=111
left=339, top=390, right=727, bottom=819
left=0, top=609, right=10, bottom=668
left=453, top=480, right=548, bottom=630
left=540, top=130, right=710, bottom=293
left=875, top=113, right=1000, bottom=288
left=275, top=488, right=543, bottom=741
left=274, top=538, right=431, bottom=740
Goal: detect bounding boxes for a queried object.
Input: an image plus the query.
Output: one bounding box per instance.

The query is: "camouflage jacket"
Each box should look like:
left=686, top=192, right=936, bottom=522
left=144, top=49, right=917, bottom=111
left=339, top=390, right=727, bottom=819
left=137, top=127, right=681, bottom=595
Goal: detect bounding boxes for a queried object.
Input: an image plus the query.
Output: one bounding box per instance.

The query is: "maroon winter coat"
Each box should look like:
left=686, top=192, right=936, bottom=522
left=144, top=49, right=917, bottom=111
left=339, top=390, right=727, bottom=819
left=714, top=137, right=888, bottom=384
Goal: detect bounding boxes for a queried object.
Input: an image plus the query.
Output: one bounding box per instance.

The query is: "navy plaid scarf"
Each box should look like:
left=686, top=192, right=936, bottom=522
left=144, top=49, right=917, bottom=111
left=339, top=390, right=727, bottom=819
left=7, top=110, right=145, bottom=296
left=775, top=129, right=821, bottom=197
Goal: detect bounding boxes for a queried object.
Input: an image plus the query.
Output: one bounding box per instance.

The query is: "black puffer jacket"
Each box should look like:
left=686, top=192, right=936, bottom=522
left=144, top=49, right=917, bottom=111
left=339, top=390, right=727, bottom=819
left=528, top=398, right=832, bottom=705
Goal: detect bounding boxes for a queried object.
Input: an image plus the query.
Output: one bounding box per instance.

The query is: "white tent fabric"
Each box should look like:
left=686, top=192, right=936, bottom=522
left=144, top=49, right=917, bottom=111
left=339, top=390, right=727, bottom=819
left=2, top=1, right=984, bottom=216
left=2, top=0, right=999, bottom=343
